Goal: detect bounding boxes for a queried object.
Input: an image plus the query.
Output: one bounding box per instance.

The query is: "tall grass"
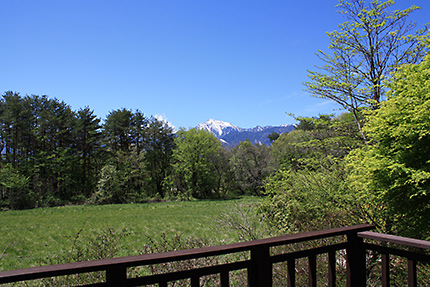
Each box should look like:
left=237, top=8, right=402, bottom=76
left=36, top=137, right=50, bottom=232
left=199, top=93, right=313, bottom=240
left=0, top=197, right=262, bottom=272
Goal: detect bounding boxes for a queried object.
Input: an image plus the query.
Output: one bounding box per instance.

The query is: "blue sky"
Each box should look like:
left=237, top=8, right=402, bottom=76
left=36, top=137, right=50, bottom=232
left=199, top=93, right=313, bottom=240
left=1, top=1, right=429, bottom=129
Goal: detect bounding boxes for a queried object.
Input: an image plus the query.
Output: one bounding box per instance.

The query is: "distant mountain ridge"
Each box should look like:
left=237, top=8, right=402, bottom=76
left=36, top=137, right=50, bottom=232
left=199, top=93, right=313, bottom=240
left=196, top=119, right=294, bottom=147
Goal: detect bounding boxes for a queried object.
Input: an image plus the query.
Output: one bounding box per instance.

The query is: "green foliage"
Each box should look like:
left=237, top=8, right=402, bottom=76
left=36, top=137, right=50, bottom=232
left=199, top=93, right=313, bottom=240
left=0, top=94, right=180, bottom=208
left=271, top=129, right=313, bottom=170
left=103, top=108, right=148, bottom=153
left=260, top=159, right=360, bottom=233
left=0, top=164, right=33, bottom=210
left=75, top=107, right=103, bottom=198
left=229, top=140, right=274, bottom=195
left=41, top=227, right=129, bottom=286
left=261, top=112, right=368, bottom=235
left=218, top=203, right=273, bottom=241
left=66, top=228, right=128, bottom=262
left=304, top=0, right=429, bottom=138
left=272, top=113, right=364, bottom=170
left=0, top=197, right=262, bottom=271
left=171, top=128, right=225, bottom=198
left=267, top=132, right=280, bottom=143
left=143, top=117, right=175, bottom=198
left=0, top=91, right=290, bottom=208
left=96, top=149, right=148, bottom=204
left=0, top=92, right=104, bottom=208
left=347, top=53, right=430, bottom=238
left=99, top=113, right=175, bottom=202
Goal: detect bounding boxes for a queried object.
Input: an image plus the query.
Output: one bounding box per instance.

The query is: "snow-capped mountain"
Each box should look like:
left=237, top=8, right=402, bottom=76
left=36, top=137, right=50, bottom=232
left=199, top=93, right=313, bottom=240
left=196, top=119, right=295, bottom=147
left=196, top=119, right=241, bottom=137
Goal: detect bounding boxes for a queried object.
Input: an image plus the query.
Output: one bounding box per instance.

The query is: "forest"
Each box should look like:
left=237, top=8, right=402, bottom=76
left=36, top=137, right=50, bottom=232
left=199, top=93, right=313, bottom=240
left=1, top=0, right=430, bottom=243
left=0, top=92, right=275, bottom=208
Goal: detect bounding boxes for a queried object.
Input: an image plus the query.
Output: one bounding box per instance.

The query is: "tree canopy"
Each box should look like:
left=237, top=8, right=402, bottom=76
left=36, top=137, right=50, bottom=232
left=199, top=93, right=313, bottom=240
left=171, top=128, right=224, bottom=199
left=304, top=0, right=429, bottom=139
left=261, top=1, right=430, bottom=240
left=347, top=51, right=430, bottom=238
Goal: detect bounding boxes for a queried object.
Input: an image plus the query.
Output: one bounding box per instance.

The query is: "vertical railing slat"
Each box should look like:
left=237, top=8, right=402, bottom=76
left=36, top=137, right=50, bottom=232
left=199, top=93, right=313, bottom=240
left=287, top=258, right=295, bottom=287
left=381, top=253, right=390, bottom=287
left=308, top=254, right=317, bottom=287
left=191, top=276, right=200, bottom=287
left=328, top=250, right=336, bottom=287
left=408, top=259, right=417, bottom=287
left=220, top=271, right=230, bottom=287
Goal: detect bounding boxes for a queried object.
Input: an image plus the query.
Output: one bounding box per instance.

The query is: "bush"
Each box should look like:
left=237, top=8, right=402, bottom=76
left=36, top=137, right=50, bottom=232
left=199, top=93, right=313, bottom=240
left=0, top=164, right=34, bottom=210
left=259, top=159, right=361, bottom=234
left=346, top=53, right=430, bottom=239
left=41, top=227, right=129, bottom=286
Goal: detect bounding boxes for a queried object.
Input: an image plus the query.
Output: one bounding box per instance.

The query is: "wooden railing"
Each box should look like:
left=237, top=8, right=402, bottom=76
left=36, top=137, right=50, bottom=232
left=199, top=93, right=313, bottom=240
left=358, top=231, right=430, bottom=286
left=0, top=224, right=429, bottom=286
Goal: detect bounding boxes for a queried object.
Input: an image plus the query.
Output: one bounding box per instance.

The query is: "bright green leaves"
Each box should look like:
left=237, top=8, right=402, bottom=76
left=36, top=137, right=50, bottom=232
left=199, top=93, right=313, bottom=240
left=305, top=0, right=429, bottom=140
left=0, top=164, right=32, bottom=210
left=261, top=159, right=357, bottom=234
left=262, top=112, right=368, bottom=233
left=347, top=53, right=430, bottom=239
left=171, top=128, right=223, bottom=199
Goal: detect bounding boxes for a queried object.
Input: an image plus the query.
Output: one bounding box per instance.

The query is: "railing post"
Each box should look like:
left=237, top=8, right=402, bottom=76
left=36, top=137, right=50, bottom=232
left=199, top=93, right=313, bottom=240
left=106, top=266, right=127, bottom=287
left=408, top=259, right=417, bottom=287
left=346, top=232, right=366, bottom=287
left=248, top=245, right=272, bottom=287
left=220, top=271, right=230, bottom=287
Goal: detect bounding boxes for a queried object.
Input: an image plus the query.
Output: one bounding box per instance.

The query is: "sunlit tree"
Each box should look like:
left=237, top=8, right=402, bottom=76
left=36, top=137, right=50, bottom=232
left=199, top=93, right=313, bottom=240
left=304, top=0, right=429, bottom=140
left=347, top=52, right=430, bottom=238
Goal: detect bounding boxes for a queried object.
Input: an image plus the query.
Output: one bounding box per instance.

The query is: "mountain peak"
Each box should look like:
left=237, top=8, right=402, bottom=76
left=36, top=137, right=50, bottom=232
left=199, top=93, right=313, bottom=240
left=196, top=119, right=240, bottom=136
left=196, top=119, right=295, bottom=147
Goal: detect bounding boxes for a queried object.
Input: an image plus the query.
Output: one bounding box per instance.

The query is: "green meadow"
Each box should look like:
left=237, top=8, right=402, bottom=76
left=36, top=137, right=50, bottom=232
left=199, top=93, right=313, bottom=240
left=0, top=197, right=262, bottom=272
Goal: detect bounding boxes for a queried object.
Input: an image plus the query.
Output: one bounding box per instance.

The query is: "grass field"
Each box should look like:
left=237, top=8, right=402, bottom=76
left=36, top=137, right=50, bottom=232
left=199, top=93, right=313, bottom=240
left=0, top=197, right=263, bottom=272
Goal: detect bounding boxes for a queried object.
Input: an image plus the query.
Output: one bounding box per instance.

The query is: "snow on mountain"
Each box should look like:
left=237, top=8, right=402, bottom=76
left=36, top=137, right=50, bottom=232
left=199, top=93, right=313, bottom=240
left=196, top=119, right=295, bottom=147
left=219, top=138, right=229, bottom=145
left=196, top=119, right=240, bottom=137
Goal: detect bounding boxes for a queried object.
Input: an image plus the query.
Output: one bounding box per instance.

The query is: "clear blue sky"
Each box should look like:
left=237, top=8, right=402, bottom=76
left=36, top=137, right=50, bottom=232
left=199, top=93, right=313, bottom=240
left=1, top=1, right=429, bottom=129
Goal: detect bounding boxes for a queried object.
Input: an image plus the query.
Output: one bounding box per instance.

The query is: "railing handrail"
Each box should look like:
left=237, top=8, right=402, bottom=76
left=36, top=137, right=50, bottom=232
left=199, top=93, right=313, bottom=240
left=0, top=224, right=374, bottom=284
left=358, top=231, right=430, bottom=250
